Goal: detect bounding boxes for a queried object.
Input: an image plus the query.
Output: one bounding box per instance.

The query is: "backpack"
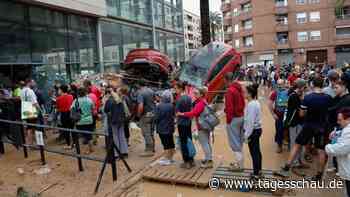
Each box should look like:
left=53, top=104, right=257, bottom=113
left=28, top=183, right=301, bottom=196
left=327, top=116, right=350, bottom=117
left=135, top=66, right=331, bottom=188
left=198, top=104, right=220, bottom=132
left=275, top=89, right=289, bottom=113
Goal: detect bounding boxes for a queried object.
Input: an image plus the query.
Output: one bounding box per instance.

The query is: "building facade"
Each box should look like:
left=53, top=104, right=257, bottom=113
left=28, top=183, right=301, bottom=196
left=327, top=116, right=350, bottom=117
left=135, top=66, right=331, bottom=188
left=183, top=10, right=202, bottom=60
left=0, top=0, right=184, bottom=89
left=222, top=0, right=350, bottom=67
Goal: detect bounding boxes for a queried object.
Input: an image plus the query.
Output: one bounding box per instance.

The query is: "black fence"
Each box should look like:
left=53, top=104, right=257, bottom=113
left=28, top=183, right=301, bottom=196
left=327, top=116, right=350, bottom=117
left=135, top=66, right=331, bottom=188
left=0, top=118, right=132, bottom=193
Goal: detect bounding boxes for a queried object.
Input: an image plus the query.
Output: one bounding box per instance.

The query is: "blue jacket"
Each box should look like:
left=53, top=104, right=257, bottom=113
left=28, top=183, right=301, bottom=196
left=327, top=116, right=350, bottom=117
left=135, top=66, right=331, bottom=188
left=154, top=95, right=175, bottom=135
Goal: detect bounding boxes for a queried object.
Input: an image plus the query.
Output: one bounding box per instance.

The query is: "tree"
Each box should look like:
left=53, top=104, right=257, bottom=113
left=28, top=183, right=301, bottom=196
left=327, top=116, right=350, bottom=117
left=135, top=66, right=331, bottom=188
left=210, top=11, right=223, bottom=42
left=200, top=0, right=211, bottom=46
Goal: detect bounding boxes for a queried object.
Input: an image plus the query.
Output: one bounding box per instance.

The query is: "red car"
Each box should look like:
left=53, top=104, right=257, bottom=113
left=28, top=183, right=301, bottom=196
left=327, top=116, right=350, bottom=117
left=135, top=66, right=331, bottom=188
left=179, top=42, right=241, bottom=103
left=123, top=49, right=174, bottom=87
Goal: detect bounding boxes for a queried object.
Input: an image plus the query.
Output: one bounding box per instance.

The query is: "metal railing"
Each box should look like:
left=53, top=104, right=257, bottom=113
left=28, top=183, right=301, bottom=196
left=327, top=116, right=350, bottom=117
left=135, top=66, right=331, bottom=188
left=0, top=118, right=132, bottom=193
left=336, top=14, right=350, bottom=20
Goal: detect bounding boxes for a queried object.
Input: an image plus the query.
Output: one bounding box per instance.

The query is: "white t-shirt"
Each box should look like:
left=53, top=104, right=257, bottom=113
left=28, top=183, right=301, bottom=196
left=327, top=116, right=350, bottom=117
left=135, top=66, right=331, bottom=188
left=20, top=87, right=38, bottom=105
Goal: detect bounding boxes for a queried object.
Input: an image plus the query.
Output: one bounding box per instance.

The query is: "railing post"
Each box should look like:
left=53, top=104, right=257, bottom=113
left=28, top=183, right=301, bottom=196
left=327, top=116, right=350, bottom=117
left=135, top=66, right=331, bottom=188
left=0, top=139, right=4, bottom=154
left=21, top=125, right=28, bottom=158
left=73, top=132, right=84, bottom=172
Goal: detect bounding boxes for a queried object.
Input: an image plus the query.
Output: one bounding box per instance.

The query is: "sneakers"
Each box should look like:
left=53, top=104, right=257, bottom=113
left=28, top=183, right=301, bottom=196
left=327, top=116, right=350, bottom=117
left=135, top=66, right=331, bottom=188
left=158, top=159, right=175, bottom=166
left=139, top=151, right=155, bottom=157
left=274, top=166, right=291, bottom=177
left=200, top=160, right=214, bottom=169
left=229, top=162, right=244, bottom=172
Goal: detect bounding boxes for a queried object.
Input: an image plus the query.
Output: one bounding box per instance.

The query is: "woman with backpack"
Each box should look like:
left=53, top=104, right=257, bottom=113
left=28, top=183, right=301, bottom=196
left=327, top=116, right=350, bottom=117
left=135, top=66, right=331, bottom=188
left=104, top=87, right=128, bottom=158
left=177, top=87, right=213, bottom=169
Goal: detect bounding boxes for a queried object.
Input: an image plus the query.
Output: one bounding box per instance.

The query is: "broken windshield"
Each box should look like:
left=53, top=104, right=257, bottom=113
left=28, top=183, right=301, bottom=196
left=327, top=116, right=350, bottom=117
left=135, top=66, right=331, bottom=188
left=179, top=42, right=228, bottom=87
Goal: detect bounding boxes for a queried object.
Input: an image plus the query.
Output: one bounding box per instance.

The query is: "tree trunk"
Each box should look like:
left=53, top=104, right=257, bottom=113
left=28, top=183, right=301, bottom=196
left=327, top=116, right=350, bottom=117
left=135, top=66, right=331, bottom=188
left=200, top=0, right=211, bottom=46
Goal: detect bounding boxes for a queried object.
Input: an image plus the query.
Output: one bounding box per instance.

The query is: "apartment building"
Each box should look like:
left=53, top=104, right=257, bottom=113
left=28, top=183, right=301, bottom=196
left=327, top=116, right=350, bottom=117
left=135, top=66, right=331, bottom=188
left=222, top=0, right=350, bottom=67
left=184, top=10, right=202, bottom=60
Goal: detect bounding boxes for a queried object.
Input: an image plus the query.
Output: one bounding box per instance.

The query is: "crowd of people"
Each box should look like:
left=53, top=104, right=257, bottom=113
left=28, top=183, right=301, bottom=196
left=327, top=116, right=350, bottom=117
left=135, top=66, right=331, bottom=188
left=0, top=62, right=349, bottom=196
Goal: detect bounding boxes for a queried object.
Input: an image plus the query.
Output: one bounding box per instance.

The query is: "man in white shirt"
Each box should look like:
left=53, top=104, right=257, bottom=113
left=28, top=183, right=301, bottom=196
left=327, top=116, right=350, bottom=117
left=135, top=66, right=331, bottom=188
left=20, top=79, right=40, bottom=145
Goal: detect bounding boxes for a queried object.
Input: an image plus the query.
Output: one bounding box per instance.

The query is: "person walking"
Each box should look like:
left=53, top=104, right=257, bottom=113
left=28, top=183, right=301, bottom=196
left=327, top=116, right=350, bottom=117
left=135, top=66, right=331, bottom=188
left=136, top=82, right=156, bottom=157
left=224, top=72, right=246, bottom=170
left=284, top=79, right=308, bottom=169
left=175, top=81, right=194, bottom=169
left=56, top=84, right=74, bottom=149
left=268, top=79, right=289, bottom=153
left=104, top=87, right=128, bottom=158
left=154, top=91, right=176, bottom=166
left=178, top=87, right=213, bottom=168
left=244, top=84, right=263, bottom=179
left=277, top=77, right=332, bottom=180
left=20, top=79, right=40, bottom=146
left=71, top=87, right=95, bottom=154
left=326, top=108, right=350, bottom=197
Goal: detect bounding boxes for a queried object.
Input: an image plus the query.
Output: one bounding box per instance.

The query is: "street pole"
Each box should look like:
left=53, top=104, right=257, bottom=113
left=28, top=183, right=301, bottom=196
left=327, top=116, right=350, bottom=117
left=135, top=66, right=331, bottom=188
left=200, top=0, right=211, bottom=45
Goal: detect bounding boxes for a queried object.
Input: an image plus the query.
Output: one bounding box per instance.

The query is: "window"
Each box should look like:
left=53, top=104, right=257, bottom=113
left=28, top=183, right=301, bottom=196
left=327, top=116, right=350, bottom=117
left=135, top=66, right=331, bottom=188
left=208, top=55, right=234, bottom=81
left=309, top=0, right=320, bottom=4
left=309, top=11, right=320, bottom=22
left=296, top=0, right=306, bottom=4
left=297, top=31, right=308, bottom=41
left=336, top=27, right=350, bottom=37
left=243, top=19, right=253, bottom=29
left=243, top=36, right=253, bottom=47
left=241, top=3, right=252, bottom=13
left=235, top=39, right=240, bottom=48
left=234, top=24, right=239, bottom=33
left=275, top=0, right=288, bottom=7
left=310, top=31, right=321, bottom=40
left=233, top=8, right=239, bottom=16
left=296, top=12, right=307, bottom=24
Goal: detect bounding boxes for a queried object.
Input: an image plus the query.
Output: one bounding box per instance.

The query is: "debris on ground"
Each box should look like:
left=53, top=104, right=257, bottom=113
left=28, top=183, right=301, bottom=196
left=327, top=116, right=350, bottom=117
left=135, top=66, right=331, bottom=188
left=16, top=187, right=40, bottom=197
left=17, top=168, right=25, bottom=175
left=33, top=165, right=51, bottom=175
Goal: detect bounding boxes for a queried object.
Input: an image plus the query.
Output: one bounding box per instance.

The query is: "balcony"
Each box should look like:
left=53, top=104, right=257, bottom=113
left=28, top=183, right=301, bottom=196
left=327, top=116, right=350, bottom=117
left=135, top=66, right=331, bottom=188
left=275, top=39, right=290, bottom=49
left=223, top=17, right=232, bottom=25
left=241, top=45, right=254, bottom=52
left=224, top=33, right=232, bottom=41
left=239, top=0, right=251, bottom=4
left=275, top=21, right=288, bottom=32
left=239, top=28, right=253, bottom=37
left=274, top=1, right=288, bottom=14
left=239, top=10, right=252, bottom=21
left=336, top=14, right=350, bottom=26
left=221, top=2, right=231, bottom=11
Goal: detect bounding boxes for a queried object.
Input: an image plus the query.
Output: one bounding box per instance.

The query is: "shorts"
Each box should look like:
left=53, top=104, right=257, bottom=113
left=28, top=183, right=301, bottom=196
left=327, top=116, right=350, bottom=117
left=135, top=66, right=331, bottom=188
left=295, top=123, right=329, bottom=150
left=159, top=134, right=175, bottom=150
left=25, top=118, right=38, bottom=130
left=76, top=124, right=94, bottom=142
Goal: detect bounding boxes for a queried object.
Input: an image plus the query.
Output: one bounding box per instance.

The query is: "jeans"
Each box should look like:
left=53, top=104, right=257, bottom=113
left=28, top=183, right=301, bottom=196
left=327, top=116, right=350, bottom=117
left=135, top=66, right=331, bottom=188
left=139, top=115, right=154, bottom=152
left=198, top=129, right=212, bottom=161
left=346, top=180, right=350, bottom=197
left=178, top=125, right=193, bottom=162
left=289, top=125, right=303, bottom=165
left=275, top=117, right=284, bottom=146
left=226, top=117, right=244, bottom=152
left=248, top=129, right=262, bottom=175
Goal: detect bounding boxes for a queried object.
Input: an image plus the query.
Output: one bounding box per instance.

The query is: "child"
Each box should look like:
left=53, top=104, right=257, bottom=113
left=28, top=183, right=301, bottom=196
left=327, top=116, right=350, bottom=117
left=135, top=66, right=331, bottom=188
left=244, top=84, right=263, bottom=179
left=154, top=91, right=176, bottom=166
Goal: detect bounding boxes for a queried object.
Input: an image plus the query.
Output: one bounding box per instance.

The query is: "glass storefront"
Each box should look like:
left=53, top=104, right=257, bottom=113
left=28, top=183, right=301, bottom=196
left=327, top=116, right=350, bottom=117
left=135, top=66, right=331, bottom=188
left=0, top=1, right=98, bottom=84
left=101, top=21, right=153, bottom=72
left=106, top=0, right=184, bottom=37
left=0, top=0, right=185, bottom=88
